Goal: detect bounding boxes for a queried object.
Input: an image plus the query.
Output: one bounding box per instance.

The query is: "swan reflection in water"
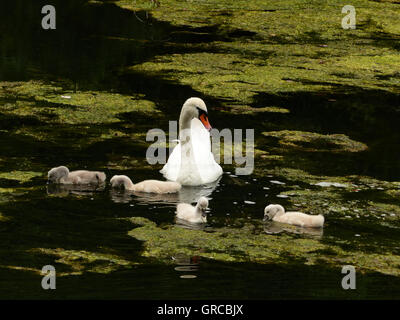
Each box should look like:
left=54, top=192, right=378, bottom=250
left=172, top=254, right=201, bottom=279
left=110, top=176, right=221, bottom=205
left=47, top=183, right=106, bottom=197
left=263, top=221, right=324, bottom=238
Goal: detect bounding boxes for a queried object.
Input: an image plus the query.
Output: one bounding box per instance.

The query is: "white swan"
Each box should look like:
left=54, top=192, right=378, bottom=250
left=47, top=166, right=106, bottom=185
left=176, top=197, right=208, bottom=223
left=263, top=204, right=324, bottom=228
left=110, top=175, right=181, bottom=194
left=160, top=97, right=223, bottom=186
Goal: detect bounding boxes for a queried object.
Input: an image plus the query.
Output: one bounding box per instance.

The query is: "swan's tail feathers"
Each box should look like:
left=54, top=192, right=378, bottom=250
left=110, top=175, right=134, bottom=190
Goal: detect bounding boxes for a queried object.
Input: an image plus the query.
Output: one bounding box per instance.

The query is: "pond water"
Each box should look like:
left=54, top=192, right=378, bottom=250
left=0, top=0, right=400, bottom=299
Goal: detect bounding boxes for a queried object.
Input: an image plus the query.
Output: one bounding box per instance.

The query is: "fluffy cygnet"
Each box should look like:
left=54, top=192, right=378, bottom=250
left=110, top=175, right=181, bottom=194
left=263, top=204, right=324, bottom=228
left=176, top=197, right=208, bottom=223
left=48, top=166, right=106, bottom=185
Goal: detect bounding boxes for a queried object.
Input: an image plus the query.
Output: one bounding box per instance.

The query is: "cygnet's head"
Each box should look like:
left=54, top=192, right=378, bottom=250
left=181, top=97, right=211, bottom=131
left=47, top=166, right=69, bottom=183
left=110, top=175, right=122, bottom=188
left=263, top=204, right=285, bottom=221
left=197, top=197, right=209, bottom=214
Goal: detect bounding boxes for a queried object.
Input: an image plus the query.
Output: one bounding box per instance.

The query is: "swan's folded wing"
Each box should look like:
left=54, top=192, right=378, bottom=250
left=160, top=143, right=181, bottom=182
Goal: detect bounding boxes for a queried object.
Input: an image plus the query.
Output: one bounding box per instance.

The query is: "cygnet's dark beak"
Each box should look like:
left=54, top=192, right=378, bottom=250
left=263, top=215, right=270, bottom=222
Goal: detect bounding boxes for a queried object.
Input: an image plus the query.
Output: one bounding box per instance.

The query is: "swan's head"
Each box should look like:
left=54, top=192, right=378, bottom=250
left=263, top=204, right=285, bottom=221
left=197, top=196, right=209, bottom=210
left=110, top=175, right=131, bottom=189
left=182, top=97, right=212, bottom=131
left=48, top=166, right=69, bottom=183
left=110, top=175, right=121, bottom=188
left=196, top=197, right=209, bottom=222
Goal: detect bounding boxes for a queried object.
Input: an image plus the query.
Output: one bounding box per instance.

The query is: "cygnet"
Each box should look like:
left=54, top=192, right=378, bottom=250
left=176, top=197, right=209, bottom=223
left=110, top=175, right=181, bottom=194
left=263, top=204, right=324, bottom=228
left=48, top=166, right=106, bottom=185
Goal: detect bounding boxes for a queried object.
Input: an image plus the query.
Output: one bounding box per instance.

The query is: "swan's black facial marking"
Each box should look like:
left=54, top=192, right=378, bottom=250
left=197, top=107, right=212, bottom=131
left=196, top=107, right=208, bottom=118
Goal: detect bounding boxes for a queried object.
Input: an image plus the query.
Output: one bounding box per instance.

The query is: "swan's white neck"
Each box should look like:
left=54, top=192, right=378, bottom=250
left=179, top=106, right=194, bottom=141
left=195, top=204, right=204, bottom=213
left=179, top=108, right=193, bottom=132
left=179, top=107, right=195, bottom=147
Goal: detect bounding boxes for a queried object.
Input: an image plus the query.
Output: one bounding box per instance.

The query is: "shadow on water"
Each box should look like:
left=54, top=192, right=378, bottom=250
left=0, top=0, right=226, bottom=88
left=2, top=256, right=400, bottom=299
left=252, top=87, right=400, bottom=181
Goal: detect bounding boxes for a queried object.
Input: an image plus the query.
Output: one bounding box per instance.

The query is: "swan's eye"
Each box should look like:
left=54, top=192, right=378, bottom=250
left=196, top=107, right=208, bottom=117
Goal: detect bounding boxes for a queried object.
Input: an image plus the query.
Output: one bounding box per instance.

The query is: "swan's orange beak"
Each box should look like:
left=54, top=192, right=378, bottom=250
left=199, top=113, right=212, bottom=131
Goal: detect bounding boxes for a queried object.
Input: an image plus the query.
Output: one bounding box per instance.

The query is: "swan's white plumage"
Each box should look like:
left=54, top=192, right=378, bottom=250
left=190, top=118, right=222, bottom=183
left=160, top=140, right=181, bottom=182
left=161, top=98, right=222, bottom=186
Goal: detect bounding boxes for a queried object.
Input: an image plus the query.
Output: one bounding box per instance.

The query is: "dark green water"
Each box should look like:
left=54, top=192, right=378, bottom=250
left=0, top=0, right=400, bottom=299
left=1, top=171, right=400, bottom=299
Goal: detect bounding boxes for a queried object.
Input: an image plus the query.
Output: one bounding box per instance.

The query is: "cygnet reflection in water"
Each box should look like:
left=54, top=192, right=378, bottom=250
left=109, top=188, right=134, bottom=203
left=110, top=188, right=179, bottom=205
left=263, top=221, right=324, bottom=238
left=173, top=254, right=200, bottom=279
left=47, top=183, right=105, bottom=196
left=175, top=217, right=209, bottom=231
